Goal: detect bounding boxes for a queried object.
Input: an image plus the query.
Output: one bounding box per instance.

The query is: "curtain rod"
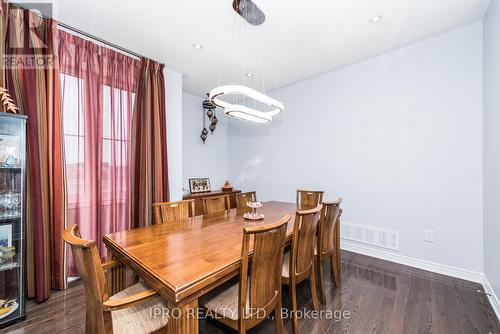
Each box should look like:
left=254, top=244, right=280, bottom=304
left=9, top=2, right=160, bottom=63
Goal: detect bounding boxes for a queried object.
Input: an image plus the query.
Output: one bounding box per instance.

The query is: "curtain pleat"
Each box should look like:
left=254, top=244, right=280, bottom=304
left=131, top=59, right=169, bottom=228
left=3, top=4, right=66, bottom=302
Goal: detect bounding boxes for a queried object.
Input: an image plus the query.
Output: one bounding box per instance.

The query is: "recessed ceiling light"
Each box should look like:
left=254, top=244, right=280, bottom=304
left=246, top=73, right=255, bottom=77
left=369, top=15, right=383, bottom=24
left=192, top=43, right=203, bottom=49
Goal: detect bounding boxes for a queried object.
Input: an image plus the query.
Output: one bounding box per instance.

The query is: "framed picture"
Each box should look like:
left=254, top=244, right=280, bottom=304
left=189, top=178, right=211, bottom=194
left=0, top=224, right=12, bottom=247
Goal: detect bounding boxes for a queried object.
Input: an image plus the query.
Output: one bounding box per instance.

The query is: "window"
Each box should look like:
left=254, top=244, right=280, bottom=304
left=61, top=73, right=85, bottom=205
left=61, top=74, right=134, bottom=206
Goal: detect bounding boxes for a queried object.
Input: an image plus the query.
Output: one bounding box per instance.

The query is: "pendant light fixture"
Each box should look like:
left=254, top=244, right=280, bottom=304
left=209, top=0, right=284, bottom=123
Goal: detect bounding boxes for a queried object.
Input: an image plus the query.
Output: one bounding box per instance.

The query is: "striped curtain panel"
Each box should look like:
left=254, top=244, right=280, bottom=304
left=131, top=59, right=169, bottom=228
left=4, top=6, right=66, bottom=302
left=0, top=1, right=7, bottom=87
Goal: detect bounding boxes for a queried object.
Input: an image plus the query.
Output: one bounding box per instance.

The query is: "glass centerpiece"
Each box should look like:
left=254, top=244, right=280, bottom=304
left=243, top=201, right=265, bottom=220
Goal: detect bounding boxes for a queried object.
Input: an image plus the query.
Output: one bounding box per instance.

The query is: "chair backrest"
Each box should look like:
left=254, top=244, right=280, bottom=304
left=290, top=205, right=322, bottom=277
left=318, top=199, right=343, bottom=256
left=296, top=190, right=324, bottom=210
left=63, top=224, right=111, bottom=333
left=239, top=215, right=290, bottom=321
left=236, top=191, right=257, bottom=209
left=153, top=199, right=195, bottom=223
left=203, top=194, right=230, bottom=214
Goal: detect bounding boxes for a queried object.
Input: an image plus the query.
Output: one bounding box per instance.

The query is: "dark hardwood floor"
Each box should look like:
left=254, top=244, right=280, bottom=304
left=1, top=251, right=498, bottom=333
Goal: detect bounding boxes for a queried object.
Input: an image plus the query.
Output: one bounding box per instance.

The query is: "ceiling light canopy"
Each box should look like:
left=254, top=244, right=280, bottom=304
left=209, top=85, right=283, bottom=123
left=369, top=15, right=383, bottom=23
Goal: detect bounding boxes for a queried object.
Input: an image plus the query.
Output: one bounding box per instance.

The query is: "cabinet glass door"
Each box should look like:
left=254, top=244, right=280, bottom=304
left=0, top=113, right=26, bottom=327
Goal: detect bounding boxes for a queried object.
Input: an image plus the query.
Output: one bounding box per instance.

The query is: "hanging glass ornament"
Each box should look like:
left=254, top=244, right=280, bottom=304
left=212, top=114, right=218, bottom=125
left=200, top=105, right=208, bottom=143
left=209, top=122, right=216, bottom=133
left=200, top=130, right=208, bottom=143
left=207, top=108, right=214, bottom=118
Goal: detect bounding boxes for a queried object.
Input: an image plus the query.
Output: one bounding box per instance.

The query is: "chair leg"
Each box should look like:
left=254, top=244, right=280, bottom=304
left=317, top=256, right=326, bottom=305
left=289, top=282, right=299, bottom=334
left=309, top=264, right=320, bottom=311
left=275, top=294, right=284, bottom=334
left=238, top=320, right=246, bottom=334
left=331, top=255, right=340, bottom=287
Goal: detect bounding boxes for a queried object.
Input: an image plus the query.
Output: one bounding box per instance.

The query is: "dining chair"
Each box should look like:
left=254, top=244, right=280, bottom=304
left=203, top=194, right=231, bottom=214
left=315, top=199, right=343, bottom=304
left=296, top=189, right=324, bottom=210
left=200, top=215, right=291, bottom=334
left=152, top=199, right=195, bottom=224
left=282, top=205, right=322, bottom=334
left=236, top=191, right=257, bottom=209
left=63, top=224, right=168, bottom=334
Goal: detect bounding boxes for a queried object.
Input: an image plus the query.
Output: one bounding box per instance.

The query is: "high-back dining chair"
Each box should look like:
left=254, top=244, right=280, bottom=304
left=200, top=215, right=291, bottom=334
left=152, top=199, right=195, bottom=224
left=63, top=224, right=168, bottom=334
left=235, top=191, right=257, bottom=209
left=296, top=189, right=324, bottom=210
left=316, top=199, right=343, bottom=304
left=203, top=194, right=230, bottom=214
left=282, top=205, right=322, bottom=334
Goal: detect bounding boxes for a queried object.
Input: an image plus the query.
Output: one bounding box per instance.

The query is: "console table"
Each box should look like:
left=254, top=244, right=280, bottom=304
left=183, top=189, right=241, bottom=216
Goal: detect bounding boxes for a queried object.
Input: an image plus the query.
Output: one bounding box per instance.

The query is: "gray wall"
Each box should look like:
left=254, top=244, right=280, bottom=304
left=166, top=68, right=184, bottom=200
left=483, top=0, right=500, bottom=299
left=182, top=92, right=229, bottom=194
left=228, top=23, right=484, bottom=272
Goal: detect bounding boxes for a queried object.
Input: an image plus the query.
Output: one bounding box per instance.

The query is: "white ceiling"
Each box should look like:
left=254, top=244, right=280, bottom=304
left=50, top=0, right=490, bottom=96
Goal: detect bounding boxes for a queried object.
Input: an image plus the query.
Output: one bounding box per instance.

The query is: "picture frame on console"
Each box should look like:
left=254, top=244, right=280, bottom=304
left=189, top=177, right=211, bottom=194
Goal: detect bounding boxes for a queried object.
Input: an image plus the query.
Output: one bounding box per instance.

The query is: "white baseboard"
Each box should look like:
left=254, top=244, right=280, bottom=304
left=340, top=239, right=484, bottom=283
left=482, top=274, right=500, bottom=322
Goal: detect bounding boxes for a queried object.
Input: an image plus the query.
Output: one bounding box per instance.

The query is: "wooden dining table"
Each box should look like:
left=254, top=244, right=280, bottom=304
left=103, top=201, right=298, bottom=333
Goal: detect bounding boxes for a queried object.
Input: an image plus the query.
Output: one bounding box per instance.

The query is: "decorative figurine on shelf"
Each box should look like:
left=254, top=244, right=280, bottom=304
left=0, top=135, right=21, bottom=167
left=0, top=87, right=19, bottom=114
left=0, top=245, right=16, bottom=266
left=221, top=180, right=233, bottom=192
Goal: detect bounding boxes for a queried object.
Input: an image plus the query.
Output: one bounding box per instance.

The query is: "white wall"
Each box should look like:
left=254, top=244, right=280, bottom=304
left=182, top=92, right=229, bottom=194
left=483, top=0, right=500, bottom=301
left=166, top=68, right=184, bottom=200
left=228, top=23, right=484, bottom=272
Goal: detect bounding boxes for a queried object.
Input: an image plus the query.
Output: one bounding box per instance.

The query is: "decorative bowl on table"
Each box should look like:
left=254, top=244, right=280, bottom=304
left=244, top=201, right=264, bottom=220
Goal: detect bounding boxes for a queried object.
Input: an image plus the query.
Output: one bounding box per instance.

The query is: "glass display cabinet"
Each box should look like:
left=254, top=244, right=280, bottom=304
left=0, top=112, right=26, bottom=328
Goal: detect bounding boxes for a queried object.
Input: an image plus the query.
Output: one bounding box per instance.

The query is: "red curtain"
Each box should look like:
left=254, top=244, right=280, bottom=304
left=4, top=5, right=66, bottom=301
left=58, top=31, right=140, bottom=273
left=131, top=59, right=169, bottom=228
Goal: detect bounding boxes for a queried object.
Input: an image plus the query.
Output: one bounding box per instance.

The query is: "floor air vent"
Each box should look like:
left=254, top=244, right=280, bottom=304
left=341, top=222, right=399, bottom=251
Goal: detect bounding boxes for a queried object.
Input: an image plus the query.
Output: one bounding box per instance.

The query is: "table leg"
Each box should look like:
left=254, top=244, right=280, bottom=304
left=166, top=298, right=199, bottom=333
